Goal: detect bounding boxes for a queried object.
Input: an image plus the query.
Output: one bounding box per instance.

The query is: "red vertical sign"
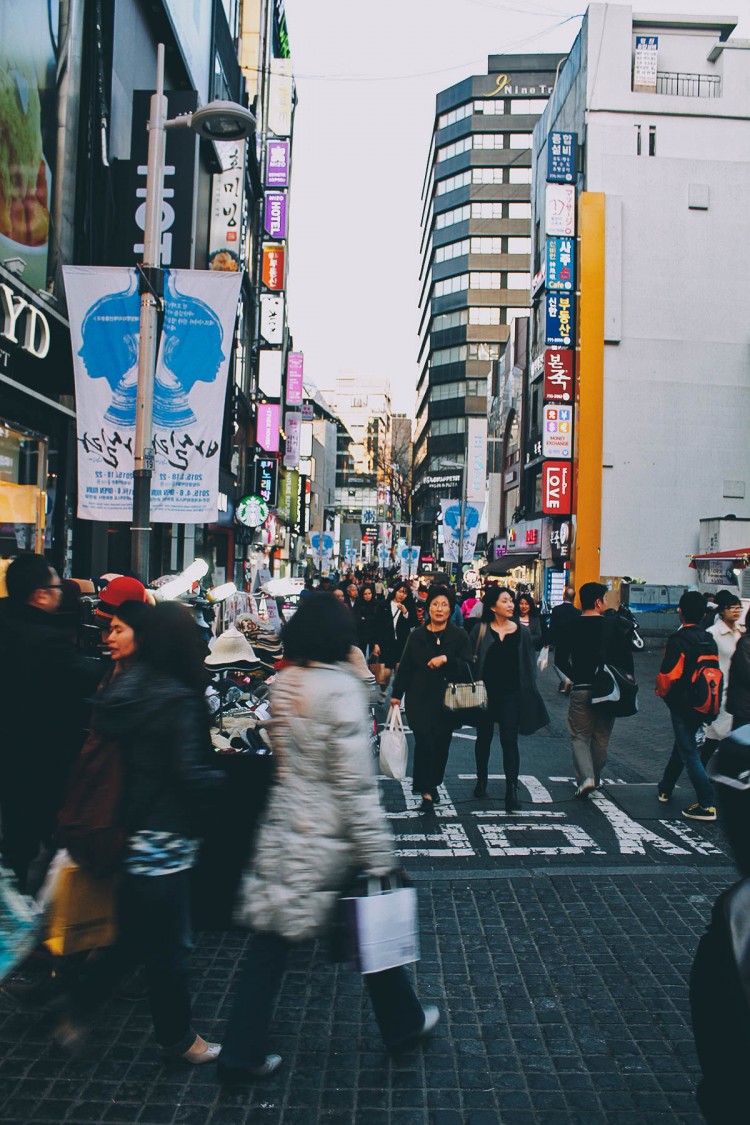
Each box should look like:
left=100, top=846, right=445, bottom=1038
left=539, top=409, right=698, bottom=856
left=544, top=349, right=574, bottom=402
left=542, top=462, right=573, bottom=515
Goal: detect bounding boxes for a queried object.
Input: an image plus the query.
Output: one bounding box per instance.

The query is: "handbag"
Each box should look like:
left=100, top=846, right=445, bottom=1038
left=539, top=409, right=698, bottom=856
left=379, top=709, right=408, bottom=780
left=443, top=660, right=488, bottom=713
left=335, top=875, right=420, bottom=975
left=40, top=851, right=117, bottom=957
left=591, top=620, right=638, bottom=717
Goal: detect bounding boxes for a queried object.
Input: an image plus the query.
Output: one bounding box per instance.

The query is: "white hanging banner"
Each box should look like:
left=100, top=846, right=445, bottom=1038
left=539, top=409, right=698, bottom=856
left=440, top=500, right=485, bottom=564
left=399, top=545, right=420, bottom=579
left=63, top=266, right=242, bottom=522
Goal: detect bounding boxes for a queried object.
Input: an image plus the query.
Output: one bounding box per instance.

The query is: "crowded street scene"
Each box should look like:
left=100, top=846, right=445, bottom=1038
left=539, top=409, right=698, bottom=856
left=1, top=0, right=750, bottom=1123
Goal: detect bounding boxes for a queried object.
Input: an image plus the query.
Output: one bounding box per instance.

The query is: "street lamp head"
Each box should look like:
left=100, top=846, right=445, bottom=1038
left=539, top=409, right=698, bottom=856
left=190, top=100, right=256, bottom=141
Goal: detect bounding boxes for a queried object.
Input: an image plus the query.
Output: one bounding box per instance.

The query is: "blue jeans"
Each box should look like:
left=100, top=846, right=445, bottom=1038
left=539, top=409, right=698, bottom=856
left=221, top=930, right=427, bottom=1067
left=659, top=711, right=714, bottom=807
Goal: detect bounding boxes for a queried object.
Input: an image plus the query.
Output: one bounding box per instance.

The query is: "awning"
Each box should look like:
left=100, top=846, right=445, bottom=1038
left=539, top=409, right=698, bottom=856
left=481, top=553, right=539, bottom=577
left=689, top=549, right=750, bottom=568
left=689, top=549, right=750, bottom=587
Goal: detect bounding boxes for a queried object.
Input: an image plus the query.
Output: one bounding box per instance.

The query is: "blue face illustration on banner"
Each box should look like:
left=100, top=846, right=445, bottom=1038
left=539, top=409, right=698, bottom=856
left=78, top=270, right=226, bottom=429
left=443, top=503, right=480, bottom=542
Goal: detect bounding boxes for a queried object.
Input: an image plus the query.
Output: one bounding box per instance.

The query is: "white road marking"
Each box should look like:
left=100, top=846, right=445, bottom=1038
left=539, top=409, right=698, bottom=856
left=395, top=822, right=474, bottom=858
left=478, top=821, right=605, bottom=857
left=453, top=732, right=477, bottom=741
left=472, top=810, right=566, bottom=819
left=591, top=791, right=689, bottom=856
left=457, top=774, right=553, bottom=803
left=659, top=820, right=725, bottom=856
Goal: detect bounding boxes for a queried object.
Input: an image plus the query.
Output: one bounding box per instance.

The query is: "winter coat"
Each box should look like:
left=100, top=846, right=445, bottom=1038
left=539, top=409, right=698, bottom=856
left=235, top=662, right=395, bottom=941
left=93, top=664, right=221, bottom=838
left=355, top=598, right=379, bottom=654
left=547, top=600, right=581, bottom=648
left=392, top=624, right=473, bottom=734
left=727, top=634, right=750, bottom=728
left=473, top=622, right=550, bottom=735
left=374, top=599, right=417, bottom=667
left=517, top=614, right=545, bottom=652
left=705, top=619, right=745, bottom=741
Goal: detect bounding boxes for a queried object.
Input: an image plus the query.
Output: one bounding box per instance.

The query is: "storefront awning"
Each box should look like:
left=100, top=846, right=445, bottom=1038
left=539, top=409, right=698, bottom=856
left=481, top=553, right=539, bottom=577
left=689, top=549, right=750, bottom=587
left=689, top=549, right=750, bottom=567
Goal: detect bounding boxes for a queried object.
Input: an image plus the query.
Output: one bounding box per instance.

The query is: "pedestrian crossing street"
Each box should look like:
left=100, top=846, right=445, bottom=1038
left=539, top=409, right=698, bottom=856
left=378, top=773, right=728, bottom=864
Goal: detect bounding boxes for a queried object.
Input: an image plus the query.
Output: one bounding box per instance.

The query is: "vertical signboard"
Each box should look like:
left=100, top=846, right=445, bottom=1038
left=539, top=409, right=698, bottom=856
left=208, top=140, right=245, bottom=272
left=266, top=140, right=290, bottom=187
left=257, top=403, right=280, bottom=452
left=284, top=411, right=302, bottom=468
left=633, top=36, right=659, bottom=93
left=260, top=294, right=284, bottom=344
left=545, top=291, right=574, bottom=347
left=542, top=462, right=573, bottom=515
left=543, top=349, right=574, bottom=402
left=546, top=131, right=577, bottom=184
left=269, top=59, right=293, bottom=137
left=467, top=417, right=488, bottom=502
left=545, top=237, right=575, bottom=291
left=542, top=405, right=573, bottom=459
left=286, top=352, right=304, bottom=404
left=545, top=184, right=575, bottom=237
left=263, top=192, right=288, bottom=240
left=262, top=244, right=285, bottom=290
left=254, top=456, right=279, bottom=507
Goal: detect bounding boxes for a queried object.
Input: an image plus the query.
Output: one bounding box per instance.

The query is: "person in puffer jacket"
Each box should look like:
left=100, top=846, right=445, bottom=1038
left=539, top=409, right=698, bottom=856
left=219, top=593, right=439, bottom=1083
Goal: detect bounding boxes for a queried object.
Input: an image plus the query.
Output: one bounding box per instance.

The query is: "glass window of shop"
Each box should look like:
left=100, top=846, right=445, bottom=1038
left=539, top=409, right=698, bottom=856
left=0, top=423, right=50, bottom=556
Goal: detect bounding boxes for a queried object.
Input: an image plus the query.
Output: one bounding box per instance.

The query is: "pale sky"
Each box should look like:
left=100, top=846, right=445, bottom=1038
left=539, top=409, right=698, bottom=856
left=282, top=0, right=750, bottom=414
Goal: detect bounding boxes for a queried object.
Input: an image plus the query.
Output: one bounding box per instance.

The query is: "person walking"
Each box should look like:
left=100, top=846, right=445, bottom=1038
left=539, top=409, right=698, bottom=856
left=219, top=594, right=438, bottom=1081
left=472, top=587, right=550, bottom=810
left=0, top=553, right=101, bottom=891
left=547, top=586, right=581, bottom=649
left=61, top=600, right=222, bottom=1062
left=555, top=581, right=635, bottom=798
left=726, top=606, right=750, bottom=730
left=372, top=581, right=417, bottom=703
left=656, top=590, right=719, bottom=821
left=703, top=594, right=745, bottom=755
left=390, top=586, right=472, bottom=812
left=515, top=591, right=545, bottom=651
left=354, top=582, right=379, bottom=659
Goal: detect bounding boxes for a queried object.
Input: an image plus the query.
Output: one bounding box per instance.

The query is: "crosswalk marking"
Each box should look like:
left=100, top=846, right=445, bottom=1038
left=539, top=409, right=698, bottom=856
left=478, top=821, right=605, bottom=857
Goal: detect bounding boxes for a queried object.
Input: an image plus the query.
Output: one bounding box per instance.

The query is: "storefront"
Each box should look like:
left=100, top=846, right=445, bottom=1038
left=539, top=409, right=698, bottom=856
left=0, top=267, right=78, bottom=573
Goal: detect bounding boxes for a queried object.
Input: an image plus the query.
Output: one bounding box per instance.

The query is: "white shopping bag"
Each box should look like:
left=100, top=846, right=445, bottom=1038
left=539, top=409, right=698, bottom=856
left=342, top=881, right=419, bottom=974
left=537, top=645, right=550, bottom=672
left=379, top=709, right=408, bottom=780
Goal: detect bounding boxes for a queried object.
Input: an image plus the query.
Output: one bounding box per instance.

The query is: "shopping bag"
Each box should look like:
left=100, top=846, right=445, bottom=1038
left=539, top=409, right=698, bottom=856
left=339, top=877, right=419, bottom=974
left=0, top=864, right=42, bottom=985
left=41, top=851, right=117, bottom=956
left=379, top=709, right=408, bottom=780
left=537, top=646, right=550, bottom=672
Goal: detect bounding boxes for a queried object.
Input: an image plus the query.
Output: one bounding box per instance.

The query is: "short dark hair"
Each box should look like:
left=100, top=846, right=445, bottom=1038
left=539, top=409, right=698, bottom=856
left=516, top=591, right=538, bottom=616
left=579, top=582, right=608, bottom=611
left=6, top=553, right=55, bottom=605
left=110, top=600, right=154, bottom=649
left=678, top=590, right=706, bottom=625
left=135, top=601, right=210, bottom=693
left=718, top=594, right=742, bottom=615
left=282, top=592, right=355, bottom=664
left=481, top=586, right=513, bottom=622
left=425, top=584, right=455, bottom=613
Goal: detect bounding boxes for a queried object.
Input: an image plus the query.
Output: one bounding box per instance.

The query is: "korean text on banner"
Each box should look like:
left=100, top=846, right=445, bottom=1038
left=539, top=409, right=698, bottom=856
left=208, top=140, right=245, bottom=273
left=440, top=500, right=485, bottom=564
left=286, top=352, right=304, bottom=404
left=467, top=418, right=487, bottom=502
left=284, top=412, right=302, bottom=468
left=266, top=140, right=289, bottom=187
left=63, top=266, right=242, bottom=522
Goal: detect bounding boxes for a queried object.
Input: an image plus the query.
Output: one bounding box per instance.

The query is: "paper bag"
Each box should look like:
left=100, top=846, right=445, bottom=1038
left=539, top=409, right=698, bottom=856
left=379, top=709, right=408, bottom=780
left=342, top=884, right=419, bottom=974
left=43, top=853, right=117, bottom=956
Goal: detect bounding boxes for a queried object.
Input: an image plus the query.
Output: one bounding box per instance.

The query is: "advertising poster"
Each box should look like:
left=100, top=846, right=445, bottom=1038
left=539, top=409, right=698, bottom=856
left=283, top=411, right=302, bottom=468
left=546, top=237, right=575, bottom=291
left=440, top=500, right=485, bottom=564
left=633, top=36, right=659, bottom=93
left=286, top=351, right=304, bottom=404
left=0, top=2, right=59, bottom=290
left=542, top=405, right=573, bottom=459
left=545, top=184, right=575, bottom=237
left=547, top=131, right=577, bottom=184
left=63, top=266, right=242, bottom=522
left=467, top=417, right=488, bottom=502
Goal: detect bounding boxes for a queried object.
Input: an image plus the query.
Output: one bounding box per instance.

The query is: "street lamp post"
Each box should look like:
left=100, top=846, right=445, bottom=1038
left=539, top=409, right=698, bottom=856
left=131, top=44, right=255, bottom=581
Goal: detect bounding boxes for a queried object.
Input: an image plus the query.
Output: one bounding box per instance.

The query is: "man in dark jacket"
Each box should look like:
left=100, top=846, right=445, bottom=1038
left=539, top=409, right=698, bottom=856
left=555, top=581, right=634, bottom=798
left=0, top=554, right=101, bottom=890
left=548, top=586, right=581, bottom=648
left=655, top=589, right=718, bottom=822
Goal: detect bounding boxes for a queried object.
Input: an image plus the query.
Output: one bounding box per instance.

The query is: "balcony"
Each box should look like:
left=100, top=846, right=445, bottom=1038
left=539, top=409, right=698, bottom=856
left=654, top=71, right=721, bottom=98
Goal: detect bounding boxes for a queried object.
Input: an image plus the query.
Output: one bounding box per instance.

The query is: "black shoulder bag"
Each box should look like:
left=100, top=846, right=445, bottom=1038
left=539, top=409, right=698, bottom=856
left=591, top=617, right=639, bottom=717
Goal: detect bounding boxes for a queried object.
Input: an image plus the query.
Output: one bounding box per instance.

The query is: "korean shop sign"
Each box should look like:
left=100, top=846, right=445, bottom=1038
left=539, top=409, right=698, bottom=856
left=545, top=291, right=574, bottom=347
left=542, top=405, right=573, bottom=460
left=266, top=140, right=289, bottom=187
left=262, top=244, right=285, bottom=290
left=546, top=237, right=575, bottom=291
left=542, top=462, right=573, bottom=515
left=545, top=184, right=575, bottom=237
left=264, top=192, right=288, bottom=240
left=544, top=349, right=574, bottom=402
left=547, top=131, right=577, bottom=184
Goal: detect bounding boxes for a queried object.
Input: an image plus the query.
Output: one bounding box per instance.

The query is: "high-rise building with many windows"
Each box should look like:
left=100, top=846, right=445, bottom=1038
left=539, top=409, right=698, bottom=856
left=413, top=53, right=566, bottom=558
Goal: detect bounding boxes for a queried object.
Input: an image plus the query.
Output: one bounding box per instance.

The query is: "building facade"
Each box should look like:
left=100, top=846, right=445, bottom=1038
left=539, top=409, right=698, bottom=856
left=412, top=52, right=565, bottom=558
left=528, top=3, right=750, bottom=591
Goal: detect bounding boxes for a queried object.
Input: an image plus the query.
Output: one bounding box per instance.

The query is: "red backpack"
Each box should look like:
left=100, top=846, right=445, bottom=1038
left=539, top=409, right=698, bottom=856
left=685, top=633, right=723, bottom=721
left=58, top=728, right=125, bottom=877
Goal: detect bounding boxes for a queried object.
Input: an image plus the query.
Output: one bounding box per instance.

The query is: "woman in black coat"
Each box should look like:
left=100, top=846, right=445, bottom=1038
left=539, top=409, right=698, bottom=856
left=727, top=615, right=750, bottom=730
left=372, top=581, right=418, bottom=699
left=473, top=587, right=549, bottom=811
left=390, top=586, right=472, bottom=812
left=515, top=591, right=545, bottom=652
left=354, top=582, right=379, bottom=658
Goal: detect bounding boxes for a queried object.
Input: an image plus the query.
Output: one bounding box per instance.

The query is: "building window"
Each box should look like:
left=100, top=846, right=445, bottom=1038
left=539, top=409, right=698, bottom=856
left=435, top=204, right=470, bottom=229
left=434, top=239, right=469, bottom=263
left=474, top=99, right=505, bottom=115
left=473, top=133, right=505, bottom=150
left=437, top=136, right=472, bottom=162
left=507, top=236, right=531, bottom=254
left=433, top=309, right=468, bottom=331
left=471, top=201, right=503, bottom=220
left=648, top=125, right=657, bottom=156
left=507, top=272, right=531, bottom=289
left=470, top=271, right=502, bottom=290
left=432, top=345, right=468, bottom=366
left=437, top=102, right=473, bottom=129
left=468, top=343, right=500, bottom=361
left=508, top=166, right=533, bottom=184
left=635, top=124, right=642, bottom=155
left=508, top=202, right=532, bottom=219
left=469, top=307, right=501, bottom=325
left=467, top=377, right=488, bottom=396
left=472, top=168, right=504, bottom=185
left=432, top=417, right=467, bottom=436
left=508, top=133, right=532, bottom=149
left=433, top=274, right=469, bottom=297
left=470, top=236, right=503, bottom=255
left=436, top=170, right=472, bottom=195
left=509, top=97, right=547, bottom=114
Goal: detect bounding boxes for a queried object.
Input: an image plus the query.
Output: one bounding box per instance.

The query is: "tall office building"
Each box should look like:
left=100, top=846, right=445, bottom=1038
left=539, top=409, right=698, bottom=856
left=413, top=53, right=566, bottom=556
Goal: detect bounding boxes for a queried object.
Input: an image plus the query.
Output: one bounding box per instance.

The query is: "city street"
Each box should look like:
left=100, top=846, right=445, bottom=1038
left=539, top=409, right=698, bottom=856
left=0, top=647, right=733, bottom=1124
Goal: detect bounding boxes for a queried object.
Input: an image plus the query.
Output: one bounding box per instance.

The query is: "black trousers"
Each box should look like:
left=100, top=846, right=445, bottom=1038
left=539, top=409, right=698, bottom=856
left=411, top=720, right=453, bottom=794
left=474, top=692, right=521, bottom=784
left=220, top=930, right=426, bottom=1067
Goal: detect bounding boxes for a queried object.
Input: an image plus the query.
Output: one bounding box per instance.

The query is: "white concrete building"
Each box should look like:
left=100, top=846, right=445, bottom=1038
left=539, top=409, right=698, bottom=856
left=529, top=4, right=750, bottom=585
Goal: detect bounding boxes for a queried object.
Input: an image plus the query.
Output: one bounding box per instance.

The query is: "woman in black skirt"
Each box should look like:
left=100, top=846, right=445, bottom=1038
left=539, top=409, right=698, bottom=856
left=390, top=586, right=472, bottom=812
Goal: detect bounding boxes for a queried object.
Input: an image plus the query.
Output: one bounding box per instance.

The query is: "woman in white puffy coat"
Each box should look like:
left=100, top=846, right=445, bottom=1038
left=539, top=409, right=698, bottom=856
left=218, top=593, right=438, bottom=1082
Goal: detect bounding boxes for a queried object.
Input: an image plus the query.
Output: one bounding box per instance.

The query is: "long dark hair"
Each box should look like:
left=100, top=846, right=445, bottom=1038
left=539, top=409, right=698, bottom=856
left=388, top=581, right=416, bottom=613
left=516, top=591, right=539, bottom=618
left=481, top=586, right=514, bottom=623
left=109, top=600, right=154, bottom=649
left=137, top=601, right=210, bottom=693
left=282, top=591, right=355, bottom=664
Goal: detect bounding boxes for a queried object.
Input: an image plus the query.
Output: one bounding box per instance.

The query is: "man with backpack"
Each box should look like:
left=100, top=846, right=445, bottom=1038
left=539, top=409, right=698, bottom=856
left=656, top=590, right=722, bottom=821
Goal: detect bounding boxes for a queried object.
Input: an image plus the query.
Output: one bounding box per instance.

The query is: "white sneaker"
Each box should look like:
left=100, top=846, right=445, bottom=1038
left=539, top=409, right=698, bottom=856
left=574, top=778, right=596, bottom=799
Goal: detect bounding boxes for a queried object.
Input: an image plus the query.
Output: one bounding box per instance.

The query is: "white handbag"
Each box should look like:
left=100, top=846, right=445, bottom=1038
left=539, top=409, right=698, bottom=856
left=379, top=709, right=408, bottom=780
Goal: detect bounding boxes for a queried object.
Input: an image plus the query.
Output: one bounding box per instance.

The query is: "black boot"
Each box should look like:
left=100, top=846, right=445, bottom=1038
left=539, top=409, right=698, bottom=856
left=473, top=778, right=487, bottom=798
left=505, top=781, right=520, bottom=813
